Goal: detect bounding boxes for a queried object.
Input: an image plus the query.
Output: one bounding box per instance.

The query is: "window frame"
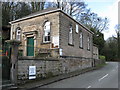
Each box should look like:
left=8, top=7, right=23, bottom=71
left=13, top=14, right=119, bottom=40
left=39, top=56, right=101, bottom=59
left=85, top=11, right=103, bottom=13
left=68, top=25, right=74, bottom=46
left=87, top=36, right=90, bottom=51
left=16, top=27, right=21, bottom=41
left=79, top=31, right=83, bottom=49
left=43, top=21, right=51, bottom=43
left=76, top=24, right=79, bottom=33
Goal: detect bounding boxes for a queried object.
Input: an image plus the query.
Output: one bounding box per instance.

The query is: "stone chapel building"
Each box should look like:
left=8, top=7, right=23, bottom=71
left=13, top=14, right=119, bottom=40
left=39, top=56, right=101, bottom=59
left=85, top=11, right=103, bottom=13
left=10, top=8, right=98, bottom=59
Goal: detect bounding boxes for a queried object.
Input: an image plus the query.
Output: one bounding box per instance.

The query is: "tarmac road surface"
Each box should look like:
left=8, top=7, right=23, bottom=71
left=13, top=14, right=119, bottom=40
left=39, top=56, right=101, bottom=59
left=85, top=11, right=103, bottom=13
left=36, top=62, right=118, bottom=88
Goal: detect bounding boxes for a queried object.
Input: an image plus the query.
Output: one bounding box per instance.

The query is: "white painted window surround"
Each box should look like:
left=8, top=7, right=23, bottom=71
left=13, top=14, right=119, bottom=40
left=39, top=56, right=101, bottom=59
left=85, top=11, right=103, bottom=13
left=69, top=26, right=73, bottom=45
left=43, top=21, right=51, bottom=42
left=76, top=24, right=79, bottom=33
left=87, top=36, right=90, bottom=50
left=10, top=25, right=13, bottom=40
left=16, top=28, right=21, bottom=41
left=80, top=32, right=83, bottom=48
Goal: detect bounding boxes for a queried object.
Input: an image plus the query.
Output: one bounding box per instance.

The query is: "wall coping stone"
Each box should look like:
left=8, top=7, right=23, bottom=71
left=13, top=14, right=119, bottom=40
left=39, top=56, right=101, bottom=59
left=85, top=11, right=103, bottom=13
left=18, top=57, right=60, bottom=61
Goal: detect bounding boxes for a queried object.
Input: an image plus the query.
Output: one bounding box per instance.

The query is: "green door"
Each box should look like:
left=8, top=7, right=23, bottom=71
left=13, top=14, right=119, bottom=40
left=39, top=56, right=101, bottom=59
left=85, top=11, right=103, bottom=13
left=27, top=37, right=34, bottom=56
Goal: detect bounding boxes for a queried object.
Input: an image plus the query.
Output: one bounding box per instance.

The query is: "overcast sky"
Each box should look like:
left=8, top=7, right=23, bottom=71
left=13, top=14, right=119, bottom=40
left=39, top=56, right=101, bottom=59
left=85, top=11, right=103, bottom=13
left=85, top=0, right=119, bottom=40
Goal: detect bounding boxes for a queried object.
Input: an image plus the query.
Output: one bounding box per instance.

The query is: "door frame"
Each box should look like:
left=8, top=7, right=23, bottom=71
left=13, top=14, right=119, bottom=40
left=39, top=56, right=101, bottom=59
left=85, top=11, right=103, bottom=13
left=23, top=31, right=37, bottom=56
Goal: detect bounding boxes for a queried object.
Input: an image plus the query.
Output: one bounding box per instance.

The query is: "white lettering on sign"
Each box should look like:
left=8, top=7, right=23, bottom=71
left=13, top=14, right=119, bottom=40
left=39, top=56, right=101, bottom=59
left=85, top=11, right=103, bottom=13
left=29, top=66, right=36, bottom=79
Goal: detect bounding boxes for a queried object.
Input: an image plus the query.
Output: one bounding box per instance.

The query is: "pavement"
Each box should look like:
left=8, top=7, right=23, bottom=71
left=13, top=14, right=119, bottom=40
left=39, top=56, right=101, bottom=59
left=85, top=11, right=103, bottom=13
left=2, top=64, right=104, bottom=90
left=0, top=80, right=15, bottom=90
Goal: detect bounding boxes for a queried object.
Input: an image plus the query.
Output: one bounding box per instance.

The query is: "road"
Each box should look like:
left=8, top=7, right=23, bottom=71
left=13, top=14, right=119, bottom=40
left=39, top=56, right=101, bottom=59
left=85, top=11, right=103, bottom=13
left=36, top=62, right=118, bottom=88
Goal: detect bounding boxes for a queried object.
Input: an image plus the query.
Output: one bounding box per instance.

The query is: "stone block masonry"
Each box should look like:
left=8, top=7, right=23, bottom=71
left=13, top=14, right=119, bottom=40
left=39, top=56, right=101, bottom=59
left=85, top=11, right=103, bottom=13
left=18, top=58, right=92, bottom=80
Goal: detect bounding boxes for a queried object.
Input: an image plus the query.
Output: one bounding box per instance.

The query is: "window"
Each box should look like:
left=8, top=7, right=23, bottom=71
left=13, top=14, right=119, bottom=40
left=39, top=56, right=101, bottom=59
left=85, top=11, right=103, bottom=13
left=79, top=32, right=83, bottom=48
left=16, top=27, right=21, bottom=41
left=87, top=36, right=90, bottom=50
left=43, top=21, right=51, bottom=42
left=69, top=25, right=73, bottom=45
left=76, top=24, right=79, bottom=33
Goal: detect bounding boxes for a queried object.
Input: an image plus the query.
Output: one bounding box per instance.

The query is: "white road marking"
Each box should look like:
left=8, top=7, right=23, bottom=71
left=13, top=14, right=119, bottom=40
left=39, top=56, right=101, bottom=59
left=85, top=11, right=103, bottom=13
left=98, top=74, right=108, bottom=81
left=87, top=86, right=91, bottom=88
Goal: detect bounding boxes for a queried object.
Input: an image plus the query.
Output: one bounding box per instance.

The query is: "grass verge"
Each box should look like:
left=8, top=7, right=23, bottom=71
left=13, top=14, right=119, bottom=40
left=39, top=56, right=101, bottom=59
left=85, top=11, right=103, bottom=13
left=95, top=62, right=107, bottom=68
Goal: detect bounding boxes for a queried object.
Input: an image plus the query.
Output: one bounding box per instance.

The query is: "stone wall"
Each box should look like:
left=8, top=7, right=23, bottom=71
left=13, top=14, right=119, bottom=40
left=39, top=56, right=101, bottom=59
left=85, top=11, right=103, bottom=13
left=93, top=45, right=99, bottom=59
left=59, top=12, right=93, bottom=58
left=18, top=58, right=92, bottom=80
left=11, top=12, right=60, bottom=56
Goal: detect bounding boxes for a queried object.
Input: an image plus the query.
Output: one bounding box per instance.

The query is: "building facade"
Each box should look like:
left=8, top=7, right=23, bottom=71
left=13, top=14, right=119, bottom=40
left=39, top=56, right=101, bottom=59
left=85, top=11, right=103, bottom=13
left=10, top=8, right=95, bottom=59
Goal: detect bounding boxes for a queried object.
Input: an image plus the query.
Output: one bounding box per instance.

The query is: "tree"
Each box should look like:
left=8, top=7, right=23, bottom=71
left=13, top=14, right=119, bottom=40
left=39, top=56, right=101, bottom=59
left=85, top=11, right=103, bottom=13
left=46, top=1, right=86, bottom=18
left=13, top=2, right=31, bottom=20
left=115, top=24, right=120, bottom=60
left=78, top=9, right=109, bottom=56
left=103, top=37, right=117, bottom=61
left=2, top=2, right=15, bottom=25
left=90, top=27, right=105, bottom=55
left=68, top=1, right=86, bottom=17
left=79, top=9, right=109, bottom=32
left=30, top=2, right=45, bottom=13
left=2, top=2, right=32, bottom=25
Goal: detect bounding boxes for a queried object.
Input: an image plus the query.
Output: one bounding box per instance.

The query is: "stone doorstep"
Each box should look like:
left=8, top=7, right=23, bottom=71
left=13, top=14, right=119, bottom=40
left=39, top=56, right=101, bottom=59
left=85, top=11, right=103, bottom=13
left=0, top=80, right=18, bottom=90
left=17, top=67, right=100, bottom=89
left=0, top=83, right=15, bottom=90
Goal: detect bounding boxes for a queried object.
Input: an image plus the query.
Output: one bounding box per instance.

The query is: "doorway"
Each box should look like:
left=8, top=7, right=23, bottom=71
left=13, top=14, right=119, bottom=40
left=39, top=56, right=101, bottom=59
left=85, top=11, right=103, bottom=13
left=27, top=37, right=34, bottom=56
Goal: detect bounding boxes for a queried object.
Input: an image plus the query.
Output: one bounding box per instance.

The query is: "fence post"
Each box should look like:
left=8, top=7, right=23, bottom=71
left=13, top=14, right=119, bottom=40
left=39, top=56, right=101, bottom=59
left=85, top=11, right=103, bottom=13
left=6, top=40, right=21, bottom=85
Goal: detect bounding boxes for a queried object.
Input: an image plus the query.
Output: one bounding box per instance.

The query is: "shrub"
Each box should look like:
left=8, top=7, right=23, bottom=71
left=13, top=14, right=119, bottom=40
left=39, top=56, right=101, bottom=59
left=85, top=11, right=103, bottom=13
left=99, top=55, right=106, bottom=64
left=99, top=55, right=106, bottom=60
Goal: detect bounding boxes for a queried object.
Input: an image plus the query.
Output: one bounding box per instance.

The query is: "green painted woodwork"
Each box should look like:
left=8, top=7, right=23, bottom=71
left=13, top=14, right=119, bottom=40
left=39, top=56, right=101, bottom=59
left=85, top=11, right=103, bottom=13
left=27, top=37, right=34, bottom=56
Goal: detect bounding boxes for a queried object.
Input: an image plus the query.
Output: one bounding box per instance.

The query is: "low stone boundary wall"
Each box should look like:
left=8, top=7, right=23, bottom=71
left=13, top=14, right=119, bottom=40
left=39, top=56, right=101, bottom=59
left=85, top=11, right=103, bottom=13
left=18, top=58, right=92, bottom=80
left=94, top=59, right=104, bottom=66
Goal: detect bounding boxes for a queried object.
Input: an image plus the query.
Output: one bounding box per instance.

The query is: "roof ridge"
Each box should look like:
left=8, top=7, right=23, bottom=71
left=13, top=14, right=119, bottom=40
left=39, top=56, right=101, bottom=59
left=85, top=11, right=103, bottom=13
left=9, top=8, right=60, bottom=24
left=22, top=7, right=59, bottom=19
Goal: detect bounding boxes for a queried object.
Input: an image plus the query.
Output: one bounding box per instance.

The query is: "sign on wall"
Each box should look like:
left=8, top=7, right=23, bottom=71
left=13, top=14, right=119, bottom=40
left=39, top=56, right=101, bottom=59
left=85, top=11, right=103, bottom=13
left=52, top=36, right=59, bottom=48
left=59, top=48, right=63, bottom=56
left=29, top=66, right=36, bottom=79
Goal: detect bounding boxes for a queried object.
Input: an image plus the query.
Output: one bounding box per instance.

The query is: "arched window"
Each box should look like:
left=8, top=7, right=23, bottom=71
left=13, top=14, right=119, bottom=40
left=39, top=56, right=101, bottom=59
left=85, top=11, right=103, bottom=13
left=43, top=21, right=51, bottom=42
left=16, top=27, right=21, bottom=41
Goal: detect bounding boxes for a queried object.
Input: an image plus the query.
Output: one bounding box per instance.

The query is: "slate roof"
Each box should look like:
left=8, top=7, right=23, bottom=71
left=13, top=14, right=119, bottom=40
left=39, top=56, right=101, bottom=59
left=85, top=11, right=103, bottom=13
left=10, top=8, right=60, bottom=24
left=22, top=8, right=59, bottom=19
left=9, top=8, right=94, bottom=34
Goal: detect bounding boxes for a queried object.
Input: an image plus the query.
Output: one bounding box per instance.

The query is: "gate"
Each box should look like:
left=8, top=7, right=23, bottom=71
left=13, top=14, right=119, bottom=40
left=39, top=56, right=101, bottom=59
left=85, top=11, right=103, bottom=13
left=2, top=42, right=11, bottom=80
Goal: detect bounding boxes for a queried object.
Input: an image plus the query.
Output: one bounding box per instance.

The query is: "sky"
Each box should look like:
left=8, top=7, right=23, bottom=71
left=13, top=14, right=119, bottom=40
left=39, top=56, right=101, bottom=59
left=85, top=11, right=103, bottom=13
left=84, top=0, right=119, bottom=40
